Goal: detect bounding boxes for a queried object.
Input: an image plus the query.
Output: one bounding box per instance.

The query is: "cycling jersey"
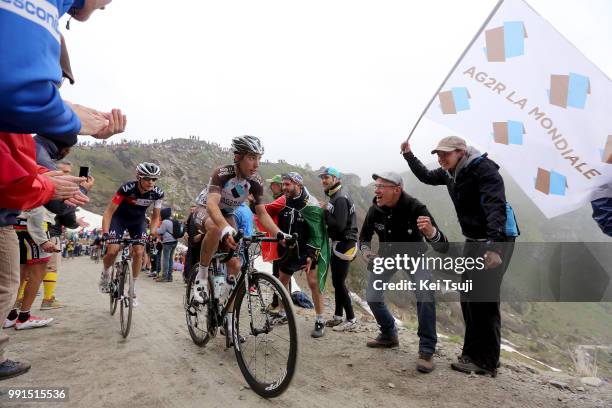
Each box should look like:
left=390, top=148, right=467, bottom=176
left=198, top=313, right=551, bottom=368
left=111, top=181, right=164, bottom=221
left=108, top=181, right=163, bottom=243
left=196, top=164, right=263, bottom=214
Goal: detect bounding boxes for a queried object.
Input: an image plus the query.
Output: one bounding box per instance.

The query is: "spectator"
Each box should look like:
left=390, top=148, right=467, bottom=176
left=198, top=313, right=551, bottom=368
left=156, top=208, right=178, bottom=282
left=318, top=167, right=359, bottom=332
left=184, top=204, right=203, bottom=283
left=360, top=172, right=448, bottom=373
left=3, top=208, right=57, bottom=330
left=0, top=0, right=122, bottom=379
left=403, top=136, right=517, bottom=377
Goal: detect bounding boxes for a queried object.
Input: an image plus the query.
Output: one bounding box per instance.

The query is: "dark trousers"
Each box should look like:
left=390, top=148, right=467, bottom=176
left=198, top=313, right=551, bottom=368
left=185, top=243, right=201, bottom=282
left=460, top=239, right=515, bottom=370
left=330, top=253, right=355, bottom=320
left=152, top=251, right=162, bottom=274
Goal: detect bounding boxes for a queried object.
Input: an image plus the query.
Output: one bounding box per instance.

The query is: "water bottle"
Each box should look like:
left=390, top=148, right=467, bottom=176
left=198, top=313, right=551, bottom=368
left=213, top=266, right=227, bottom=302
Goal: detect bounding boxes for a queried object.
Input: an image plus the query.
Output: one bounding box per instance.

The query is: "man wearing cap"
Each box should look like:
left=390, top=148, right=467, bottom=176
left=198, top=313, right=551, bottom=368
left=402, top=136, right=516, bottom=377
left=254, top=175, right=287, bottom=310
left=318, top=167, right=359, bottom=332
left=266, top=175, right=283, bottom=200
left=272, top=172, right=329, bottom=338
left=360, top=172, right=448, bottom=373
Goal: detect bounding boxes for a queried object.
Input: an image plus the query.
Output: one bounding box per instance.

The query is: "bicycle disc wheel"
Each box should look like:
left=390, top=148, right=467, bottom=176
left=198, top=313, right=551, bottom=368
left=119, top=260, right=133, bottom=338
left=185, top=265, right=211, bottom=346
left=109, top=263, right=118, bottom=315
left=233, top=272, right=298, bottom=398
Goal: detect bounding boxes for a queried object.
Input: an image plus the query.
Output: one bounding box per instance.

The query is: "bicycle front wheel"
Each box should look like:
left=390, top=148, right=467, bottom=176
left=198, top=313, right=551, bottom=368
left=119, top=260, right=133, bottom=338
left=233, top=272, right=298, bottom=398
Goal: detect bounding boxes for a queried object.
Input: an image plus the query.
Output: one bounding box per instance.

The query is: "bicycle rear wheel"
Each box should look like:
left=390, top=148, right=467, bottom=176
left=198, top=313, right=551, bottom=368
left=109, top=263, right=118, bottom=315
left=185, top=265, right=212, bottom=346
left=119, top=260, right=134, bottom=338
left=233, top=272, right=298, bottom=398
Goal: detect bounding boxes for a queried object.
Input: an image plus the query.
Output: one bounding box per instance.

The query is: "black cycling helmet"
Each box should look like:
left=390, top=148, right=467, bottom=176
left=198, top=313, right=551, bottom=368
left=231, top=135, right=264, bottom=156
left=136, top=162, right=161, bottom=177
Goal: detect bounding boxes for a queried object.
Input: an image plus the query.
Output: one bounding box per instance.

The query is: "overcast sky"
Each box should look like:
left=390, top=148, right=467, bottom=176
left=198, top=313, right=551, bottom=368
left=60, top=0, right=612, bottom=184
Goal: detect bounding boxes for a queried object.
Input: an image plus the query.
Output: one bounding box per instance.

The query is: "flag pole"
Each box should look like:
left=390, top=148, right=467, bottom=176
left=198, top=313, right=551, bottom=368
left=406, top=0, right=506, bottom=141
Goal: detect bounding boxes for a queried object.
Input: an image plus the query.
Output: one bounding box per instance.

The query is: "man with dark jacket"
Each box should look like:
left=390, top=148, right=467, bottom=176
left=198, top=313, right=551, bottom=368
left=318, top=167, right=359, bottom=332
left=402, top=136, right=516, bottom=377
left=360, top=172, right=448, bottom=373
left=268, top=172, right=329, bottom=338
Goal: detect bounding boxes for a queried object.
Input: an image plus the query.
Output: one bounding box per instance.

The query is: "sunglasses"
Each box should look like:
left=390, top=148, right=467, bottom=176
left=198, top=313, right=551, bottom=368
left=374, top=184, right=398, bottom=189
left=140, top=177, right=158, bottom=182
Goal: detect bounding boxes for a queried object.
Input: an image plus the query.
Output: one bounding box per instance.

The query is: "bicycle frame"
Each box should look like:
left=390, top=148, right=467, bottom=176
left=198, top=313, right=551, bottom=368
left=212, top=234, right=289, bottom=336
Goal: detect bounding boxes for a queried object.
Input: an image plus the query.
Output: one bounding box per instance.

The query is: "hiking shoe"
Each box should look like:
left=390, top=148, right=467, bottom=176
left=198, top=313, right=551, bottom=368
left=3, top=318, right=16, bottom=329
left=366, top=334, right=399, bottom=348
left=416, top=353, right=435, bottom=373
left=15, top=315, right=54, bottom=330
left=325, top=317, right=343, bottom=328
left=99, top=271, right=110, bottom=293
left=266, top=304, right=282, bottom=315
left=270, top=313, right=288, bottom=325
left=311, top=321, right=325, bottom=338
left=451, top=361, right=497, bottom=377
left=40, top=297, right=64, bottom=310
left=333, top=319, right=358, bottom=332
left=0, top=359, right=31, bottom=380
left=192, top=279, right=208, bottom=304
left=457, top=355, right=501, bottom=369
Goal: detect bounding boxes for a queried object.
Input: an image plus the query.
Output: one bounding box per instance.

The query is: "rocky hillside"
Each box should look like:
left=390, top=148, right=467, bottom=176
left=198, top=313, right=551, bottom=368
left=69, top=138, right=372, bottom=219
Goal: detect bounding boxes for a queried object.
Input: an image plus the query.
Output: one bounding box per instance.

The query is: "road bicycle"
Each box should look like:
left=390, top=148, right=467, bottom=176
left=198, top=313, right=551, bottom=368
left=108, top=237, right=141, bottom=338
left=185, top=231, right=298, bottom=397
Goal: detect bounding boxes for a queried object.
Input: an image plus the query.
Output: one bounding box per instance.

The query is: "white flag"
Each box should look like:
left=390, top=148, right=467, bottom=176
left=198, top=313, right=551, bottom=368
left=421, top=0, right=612, bottom=218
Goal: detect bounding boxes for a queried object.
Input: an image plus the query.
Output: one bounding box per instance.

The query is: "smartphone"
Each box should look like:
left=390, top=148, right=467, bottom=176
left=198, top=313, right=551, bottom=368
left=79, top=166, right=90, bottom=178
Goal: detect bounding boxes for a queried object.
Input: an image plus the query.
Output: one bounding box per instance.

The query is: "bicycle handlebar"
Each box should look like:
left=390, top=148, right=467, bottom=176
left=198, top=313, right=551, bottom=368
left=217, top=231, right=299, bottom=264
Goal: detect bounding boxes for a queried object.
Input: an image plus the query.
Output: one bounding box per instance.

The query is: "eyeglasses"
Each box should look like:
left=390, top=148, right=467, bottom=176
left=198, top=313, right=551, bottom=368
left=374, top=184, right=398, bottom=189
left=140, top=177, right=158, bottom=182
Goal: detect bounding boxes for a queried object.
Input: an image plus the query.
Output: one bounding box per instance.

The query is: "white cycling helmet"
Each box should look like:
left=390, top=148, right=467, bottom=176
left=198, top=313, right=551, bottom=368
left=231, top=135, right=264, bottom=156
left=136, top=162, right=161, bottom=177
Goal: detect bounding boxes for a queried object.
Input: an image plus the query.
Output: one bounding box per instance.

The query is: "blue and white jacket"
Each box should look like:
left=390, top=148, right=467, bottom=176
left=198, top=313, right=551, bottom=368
left=0, top=0, right=85, bottom=140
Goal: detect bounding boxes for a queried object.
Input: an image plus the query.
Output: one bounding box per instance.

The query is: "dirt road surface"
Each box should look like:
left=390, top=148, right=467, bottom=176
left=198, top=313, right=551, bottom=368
left=2, top=257, right=610, bottom=407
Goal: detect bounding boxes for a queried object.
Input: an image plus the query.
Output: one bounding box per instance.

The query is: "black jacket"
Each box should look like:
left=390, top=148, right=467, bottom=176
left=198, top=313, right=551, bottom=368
left=359, top=191, right=448, bottom=257
left=404, top=149, right=508, bottom=242
left=186, top=212, right=202, bottom=248
left=324, top=184, right=358, bottom=242
left=277, top=189, right=317, bottom=261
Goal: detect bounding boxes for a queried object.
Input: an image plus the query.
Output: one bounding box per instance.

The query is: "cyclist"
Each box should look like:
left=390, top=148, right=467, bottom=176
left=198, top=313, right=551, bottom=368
left=99, top=163, right=164, bottom=307
left=192, top=136, right=287, bottom=337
